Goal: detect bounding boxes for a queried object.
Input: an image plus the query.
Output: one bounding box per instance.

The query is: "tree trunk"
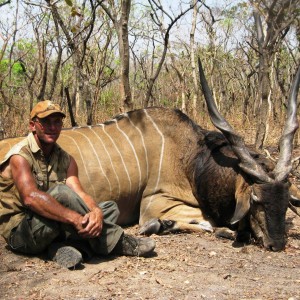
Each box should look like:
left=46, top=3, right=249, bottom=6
left=100, top=0, right=133, bottom=111
left=255, top=52, right=272, bottom=149
left=251, top=0, right=299, bottom=148
left=117, top=0, right=133, bottom=110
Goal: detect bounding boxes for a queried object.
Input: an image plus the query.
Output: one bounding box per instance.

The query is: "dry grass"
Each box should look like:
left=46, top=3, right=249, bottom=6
left=2, top=105, right=297, bottom=151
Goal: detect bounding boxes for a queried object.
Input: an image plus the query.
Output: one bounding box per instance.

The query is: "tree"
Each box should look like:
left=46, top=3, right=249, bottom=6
left=250, top=0, right=300, bottom=149
left=0, top=0, right=10, bottom=8
left=0, top=0, right=299, bottom=141
left=143, top=0, right=195, bottom=107
left=99, top=0, right=133, bottom=111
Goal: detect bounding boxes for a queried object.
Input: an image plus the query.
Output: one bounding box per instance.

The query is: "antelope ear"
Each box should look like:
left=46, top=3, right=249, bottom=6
left=289, top=183, right=300, bottom=207
left=230, top=175, right=251, bottom=225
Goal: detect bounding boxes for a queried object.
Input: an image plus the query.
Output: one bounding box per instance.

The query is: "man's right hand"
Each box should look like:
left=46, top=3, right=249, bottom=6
left=75, top=207, right=103, bottom=238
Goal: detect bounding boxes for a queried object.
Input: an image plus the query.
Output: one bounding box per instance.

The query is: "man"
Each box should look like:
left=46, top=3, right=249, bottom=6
left=0, top=100, right=155, bottom=269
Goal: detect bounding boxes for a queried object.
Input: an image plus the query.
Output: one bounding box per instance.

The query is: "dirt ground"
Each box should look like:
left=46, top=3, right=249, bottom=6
left=0, top=209, right=299, bottom=300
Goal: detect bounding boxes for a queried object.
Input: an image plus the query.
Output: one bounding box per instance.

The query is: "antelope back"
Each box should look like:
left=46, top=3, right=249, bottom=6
left=0, top=108, right=201, bottom=224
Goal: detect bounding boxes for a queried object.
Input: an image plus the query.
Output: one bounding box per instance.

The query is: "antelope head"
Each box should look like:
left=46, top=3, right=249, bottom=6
left=198, top=58, right=300, bottom=251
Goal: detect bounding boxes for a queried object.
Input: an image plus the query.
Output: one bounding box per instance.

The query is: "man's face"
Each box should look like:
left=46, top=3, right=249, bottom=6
left=30, top=113, right=63, bottom=145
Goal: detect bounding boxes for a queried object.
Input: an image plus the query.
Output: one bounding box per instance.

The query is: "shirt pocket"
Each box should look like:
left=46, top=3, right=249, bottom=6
left=34, top=172, right=48, bottom=190
left=48, top=172, right=66, bottom=185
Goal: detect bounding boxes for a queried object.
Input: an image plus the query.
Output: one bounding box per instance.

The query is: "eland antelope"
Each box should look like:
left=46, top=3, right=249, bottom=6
left=1, top=60, right=299, bottom=251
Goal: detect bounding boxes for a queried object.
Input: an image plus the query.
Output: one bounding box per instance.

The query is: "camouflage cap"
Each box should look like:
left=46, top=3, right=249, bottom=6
left=30, top=100, right=66, bottom=120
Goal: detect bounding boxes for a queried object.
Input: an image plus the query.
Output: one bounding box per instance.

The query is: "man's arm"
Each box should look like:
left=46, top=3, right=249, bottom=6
left=65, top=156, right=103, bottom=237
left=10, top=154, right=85, bottom=232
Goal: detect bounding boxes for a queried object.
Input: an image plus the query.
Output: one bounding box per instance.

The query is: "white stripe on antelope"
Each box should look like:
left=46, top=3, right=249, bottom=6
left=1, top=60, right=300, bottom=252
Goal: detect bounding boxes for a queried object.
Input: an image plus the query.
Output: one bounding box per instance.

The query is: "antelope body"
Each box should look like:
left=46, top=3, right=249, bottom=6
left=0, top=108, right=213, bottom=227
left=1, top=61, right=299, bottom=251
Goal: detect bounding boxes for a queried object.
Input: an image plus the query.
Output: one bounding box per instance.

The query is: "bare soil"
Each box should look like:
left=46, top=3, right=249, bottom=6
left=0, top=209, right=299, bottom=300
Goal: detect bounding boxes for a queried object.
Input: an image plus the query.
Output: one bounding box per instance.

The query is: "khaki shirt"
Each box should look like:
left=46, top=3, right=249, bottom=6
left=0, top=133, right=70, bottom=240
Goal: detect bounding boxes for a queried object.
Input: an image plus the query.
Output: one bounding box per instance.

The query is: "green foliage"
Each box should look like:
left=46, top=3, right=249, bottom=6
left=98, top=89, right=120, bottom=115
left=0, top=60, right=7, bottom=73
left=65, top=0, right=73, bottom=6
left=219, top=17, right=234, bottom=33
left=60, top=63, right=74, bottom=84
left=0, top=60, right=25, bottom=92
left=16, top=39, right=34, bottom=52
left=161, top=97, right=171, bottom=106
left=0, top=60, right=25, bottom=76
left=0, top=41, right=34, bottom=89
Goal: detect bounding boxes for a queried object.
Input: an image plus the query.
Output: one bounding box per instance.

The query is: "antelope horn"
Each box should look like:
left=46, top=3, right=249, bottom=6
left=273, top=65, right=300, bottom=181
left=197, top=57, right=273, bottom=183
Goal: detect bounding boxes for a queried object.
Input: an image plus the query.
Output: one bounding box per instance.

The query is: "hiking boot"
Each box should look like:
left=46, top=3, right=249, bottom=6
left=112, top=234, right=156, bottom=257
left=64, top=240, right=94, bottom=261
left=48, top=243, right=83, bottom=269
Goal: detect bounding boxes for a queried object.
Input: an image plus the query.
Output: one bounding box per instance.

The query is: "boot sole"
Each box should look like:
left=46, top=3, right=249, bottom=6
left=49, top=245, right=82, bottom=269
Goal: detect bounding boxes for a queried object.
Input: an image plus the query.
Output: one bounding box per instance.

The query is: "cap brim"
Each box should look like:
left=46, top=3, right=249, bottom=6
left=35, top=110, right=66, bottom=119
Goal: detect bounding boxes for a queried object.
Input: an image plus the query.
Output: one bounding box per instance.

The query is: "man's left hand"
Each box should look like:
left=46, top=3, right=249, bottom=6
left=78, top=207, right=103, bottom=238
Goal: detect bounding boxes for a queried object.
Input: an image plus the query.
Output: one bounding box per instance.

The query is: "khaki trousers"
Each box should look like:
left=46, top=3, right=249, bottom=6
left=9, top=185, right=123, bottom=255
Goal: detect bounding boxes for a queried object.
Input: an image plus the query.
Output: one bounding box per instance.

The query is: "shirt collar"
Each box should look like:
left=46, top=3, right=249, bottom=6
left=27, top=132, right=41, bottom=153
left=27, top=132, right=60, bottom=155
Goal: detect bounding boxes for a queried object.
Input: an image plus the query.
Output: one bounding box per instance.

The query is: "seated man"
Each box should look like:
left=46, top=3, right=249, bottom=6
left=0, top=100, right=155, bottom=269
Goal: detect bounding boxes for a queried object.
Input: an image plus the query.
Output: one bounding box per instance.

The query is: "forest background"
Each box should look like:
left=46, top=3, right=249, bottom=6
left=0, top=0, right=299, bottom=150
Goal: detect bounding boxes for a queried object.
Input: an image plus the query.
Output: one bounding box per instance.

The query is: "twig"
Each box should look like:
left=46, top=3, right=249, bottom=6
left=263, top=148, right=276, bottom=162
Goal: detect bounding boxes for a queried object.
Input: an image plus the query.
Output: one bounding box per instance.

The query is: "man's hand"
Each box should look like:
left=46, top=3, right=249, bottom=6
left=77, top=207, right=103, bottom=238
left=66, top=156, right=105, bottom=238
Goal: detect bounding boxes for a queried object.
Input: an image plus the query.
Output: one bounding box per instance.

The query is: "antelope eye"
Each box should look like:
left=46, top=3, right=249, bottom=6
left=251, top=191, right=260, bottom=202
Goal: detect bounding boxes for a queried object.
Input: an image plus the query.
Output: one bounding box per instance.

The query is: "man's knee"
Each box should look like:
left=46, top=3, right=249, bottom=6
left=99, top=201, right=120, bottom=223
left=100, top=200, right=119, bottom=212
left=48, top=185, right=74, bottom=203
left=47, top=185, right=89, bottom=213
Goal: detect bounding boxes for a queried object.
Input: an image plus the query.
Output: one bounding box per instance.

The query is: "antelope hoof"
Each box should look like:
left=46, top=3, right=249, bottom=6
left=139, top=218, right=161, bottom=236
left=215, top=227, right=236, bottom=240
left=198, top=221, right=214, bottom=232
